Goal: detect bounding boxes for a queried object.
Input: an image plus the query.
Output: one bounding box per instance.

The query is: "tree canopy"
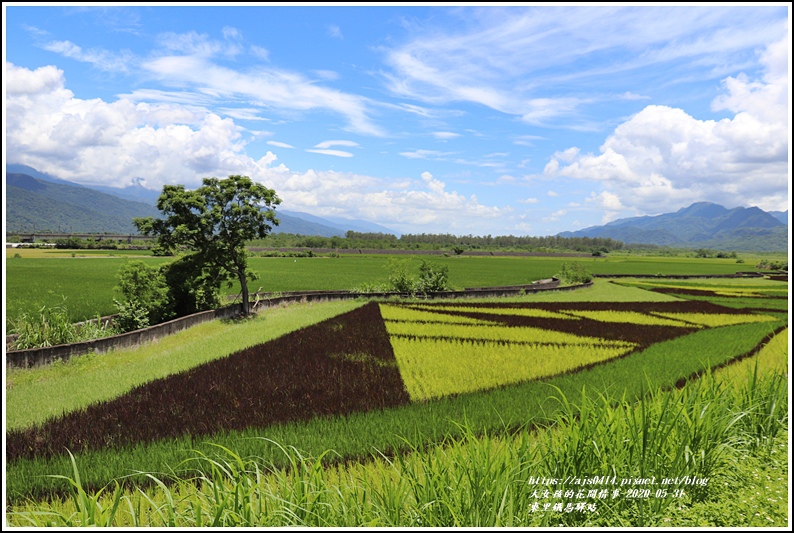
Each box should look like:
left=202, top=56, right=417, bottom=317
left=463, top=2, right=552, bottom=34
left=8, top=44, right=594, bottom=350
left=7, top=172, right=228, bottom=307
left=134, top=175, right=281, bottom=316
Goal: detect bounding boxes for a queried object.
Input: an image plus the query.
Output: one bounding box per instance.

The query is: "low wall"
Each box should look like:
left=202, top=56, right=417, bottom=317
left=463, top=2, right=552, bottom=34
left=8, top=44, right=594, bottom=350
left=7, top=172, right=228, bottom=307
left=6, top=304, right=242, bottom=369
left=6, top=278, right=575, bottom=368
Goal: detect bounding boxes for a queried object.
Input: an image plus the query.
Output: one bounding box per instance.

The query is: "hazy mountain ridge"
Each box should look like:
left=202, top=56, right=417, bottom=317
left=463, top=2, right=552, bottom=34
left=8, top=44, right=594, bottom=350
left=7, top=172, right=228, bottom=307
left=4, top=166, right=398, bottom=237
left=7, top=173, right=161, bottom=234
left=558, top=202, right=788, bottom=251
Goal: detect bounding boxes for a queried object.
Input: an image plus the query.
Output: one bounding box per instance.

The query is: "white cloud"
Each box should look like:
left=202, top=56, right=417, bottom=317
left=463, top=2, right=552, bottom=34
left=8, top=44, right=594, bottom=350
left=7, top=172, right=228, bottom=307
left=41, top=40, right=133, bottom=73
left=140, top=50, right=384, bottom=136
left=432, top=131, right=461, bottom=140
left=5, top=63, right=64, bottom=95
left=399, top=149, right=455, bottom=160
left=250, top=45, right=270, bottom=60
left=547, top=190, right=559, bottom=197
left=543, top=30, right=790, bottom=214
left=519, top=197, right=539, bottom=204
left=382, top=7, right=787, bottom=127
left=267, top=140, right=294, bottom=149
left=328, top=25, right=343, bottom=39
left=5, top=62, right=504, bottom=234
left=543, top=209, right=567, bottom=222
left=314, top=140, right=360, bottom=149
left=305, top=149, right=354, bottom=158
left=6, top=62, right=258, bottom=190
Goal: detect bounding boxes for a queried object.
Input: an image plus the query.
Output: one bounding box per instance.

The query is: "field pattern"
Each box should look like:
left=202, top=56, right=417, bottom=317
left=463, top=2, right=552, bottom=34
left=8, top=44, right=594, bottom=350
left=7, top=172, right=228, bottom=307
left=381, top=300, right=778, bottom=400
left=5, top=277, right=787, bottom=513
left=6, top=303, right=409, bottom=461
left=612, top=278, right=788, bottom=313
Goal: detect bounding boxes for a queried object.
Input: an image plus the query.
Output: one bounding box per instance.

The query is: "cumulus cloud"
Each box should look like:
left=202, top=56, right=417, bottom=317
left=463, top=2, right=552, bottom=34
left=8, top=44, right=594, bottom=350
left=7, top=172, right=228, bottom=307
left=543, top=31, right=790, bottom=214
left=5, top=62, right=504, bottom=235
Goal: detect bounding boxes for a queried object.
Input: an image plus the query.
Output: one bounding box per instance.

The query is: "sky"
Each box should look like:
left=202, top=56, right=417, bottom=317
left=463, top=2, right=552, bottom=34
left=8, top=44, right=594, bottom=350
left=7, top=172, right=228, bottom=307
left=3, top=3, right=791, bottom=237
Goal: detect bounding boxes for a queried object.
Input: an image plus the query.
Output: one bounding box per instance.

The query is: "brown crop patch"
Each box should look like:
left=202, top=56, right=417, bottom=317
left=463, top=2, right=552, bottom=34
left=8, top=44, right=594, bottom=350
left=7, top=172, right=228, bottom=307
left=7, top=302, right=409, bottom=462
left=401, top=300, right=747, bottom=346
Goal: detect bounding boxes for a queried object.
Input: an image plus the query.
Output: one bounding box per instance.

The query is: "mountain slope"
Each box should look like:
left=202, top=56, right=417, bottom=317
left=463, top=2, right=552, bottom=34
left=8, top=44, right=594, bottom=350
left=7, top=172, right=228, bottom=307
left=558, top=202, right=788, bottom=251
left=279, top=210, right=399, bottom=236
left=6, top=173, right=162, bottom=234
left=4, top=172, right=381, bottom=237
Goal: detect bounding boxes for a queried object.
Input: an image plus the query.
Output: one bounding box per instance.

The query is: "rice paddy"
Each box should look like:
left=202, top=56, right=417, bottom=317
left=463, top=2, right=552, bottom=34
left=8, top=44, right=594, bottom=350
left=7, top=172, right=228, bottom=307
left=4, top=274, right=788, bottom=527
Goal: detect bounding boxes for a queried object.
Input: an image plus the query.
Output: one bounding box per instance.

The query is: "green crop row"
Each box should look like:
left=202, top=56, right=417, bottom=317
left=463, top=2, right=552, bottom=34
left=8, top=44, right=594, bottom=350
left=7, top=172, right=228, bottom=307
left=652, top=312, right=779, bottom=328
left=383, top=316, right=634, bottom=347
left=5, top=319, right=783, bottom=504
left=6, top=331, right=787, bottom=527
left=390, top=337, right=633, bottom=401
left=409, top=304, right=580, bottom=320
left=562, top=310, right=698, bottom=327
left=379, top=304, right=499, bottom=325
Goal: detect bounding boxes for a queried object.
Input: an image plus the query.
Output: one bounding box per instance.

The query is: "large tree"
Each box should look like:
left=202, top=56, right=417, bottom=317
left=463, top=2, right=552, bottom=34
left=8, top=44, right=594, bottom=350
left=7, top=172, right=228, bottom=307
left=134, top=175, right=280, bottom=316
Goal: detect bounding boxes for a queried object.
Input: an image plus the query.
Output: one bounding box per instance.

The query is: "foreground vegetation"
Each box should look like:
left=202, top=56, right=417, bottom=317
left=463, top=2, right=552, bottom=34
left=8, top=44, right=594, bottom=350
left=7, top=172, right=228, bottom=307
left=7, top=336, right=787, bottom=526
left=5, top=268, right=787, bottom=527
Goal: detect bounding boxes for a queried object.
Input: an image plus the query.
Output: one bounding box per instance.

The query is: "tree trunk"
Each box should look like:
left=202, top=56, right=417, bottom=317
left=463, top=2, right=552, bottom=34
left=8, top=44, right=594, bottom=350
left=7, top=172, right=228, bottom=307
left=238, top=269, right=250, bottom=316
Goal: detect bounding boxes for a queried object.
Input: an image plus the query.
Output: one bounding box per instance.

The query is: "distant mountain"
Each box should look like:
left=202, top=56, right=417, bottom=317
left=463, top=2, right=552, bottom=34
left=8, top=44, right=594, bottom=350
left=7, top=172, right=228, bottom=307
left=4, top=166, right=398, bottom=238
left=270, top=211, right=346, bottom=237
left=558, top=202, right=788, bottom=252
left=88, top=178, right=162, bottom=205
left=279, top=210, right=400, bottom=237
left=6, top=173, right=161, bottom=234
left=768, top=210, right=789, bottom=225
left=6, top=164, right=81, bottom=187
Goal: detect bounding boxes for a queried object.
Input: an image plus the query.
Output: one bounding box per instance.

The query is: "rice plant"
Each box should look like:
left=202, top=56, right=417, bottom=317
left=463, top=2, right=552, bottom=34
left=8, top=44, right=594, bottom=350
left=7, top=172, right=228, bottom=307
left=6, top=362, right=787, bottom=527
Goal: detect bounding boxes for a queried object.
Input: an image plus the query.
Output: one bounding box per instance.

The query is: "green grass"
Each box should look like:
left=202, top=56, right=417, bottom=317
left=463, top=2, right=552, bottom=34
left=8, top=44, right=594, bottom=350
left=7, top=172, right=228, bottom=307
left=6, top=318, right=783, bottom=504
left=5, top=300, right=364, bottom=430
left=6, top=253, right=750, bottom=321
left=6, top=357, right=787, bottom=527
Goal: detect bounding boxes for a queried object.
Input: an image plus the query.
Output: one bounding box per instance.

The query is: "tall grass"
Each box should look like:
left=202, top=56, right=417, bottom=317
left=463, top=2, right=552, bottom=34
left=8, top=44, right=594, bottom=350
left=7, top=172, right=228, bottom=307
left=7, top=360, right=787, bottom=527
left=7, top=303, right=116, bottom=350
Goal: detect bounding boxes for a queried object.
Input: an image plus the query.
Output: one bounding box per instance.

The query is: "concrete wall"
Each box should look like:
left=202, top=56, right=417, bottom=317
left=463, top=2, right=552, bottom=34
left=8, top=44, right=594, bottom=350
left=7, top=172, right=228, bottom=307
left=6, top=278, right=576, bottom=368
left=6, top=304, right=242, bottom=369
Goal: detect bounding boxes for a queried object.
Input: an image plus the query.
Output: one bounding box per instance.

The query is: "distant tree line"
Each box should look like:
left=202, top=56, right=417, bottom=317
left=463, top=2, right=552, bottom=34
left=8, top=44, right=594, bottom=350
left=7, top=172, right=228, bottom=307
left=255, top=232, right=625, bottom=254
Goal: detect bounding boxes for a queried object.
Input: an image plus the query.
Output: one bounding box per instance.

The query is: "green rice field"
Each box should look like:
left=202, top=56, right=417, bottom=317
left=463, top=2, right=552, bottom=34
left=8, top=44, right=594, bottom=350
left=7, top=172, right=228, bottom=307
left=5, top=251, right=766, bottom=322
left=5, top=275, right=788, bottom=526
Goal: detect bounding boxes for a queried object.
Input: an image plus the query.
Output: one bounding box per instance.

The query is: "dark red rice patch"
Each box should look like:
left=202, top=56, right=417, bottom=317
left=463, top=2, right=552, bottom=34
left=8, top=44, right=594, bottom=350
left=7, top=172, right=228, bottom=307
left=7, top=303, right=409, bottom=462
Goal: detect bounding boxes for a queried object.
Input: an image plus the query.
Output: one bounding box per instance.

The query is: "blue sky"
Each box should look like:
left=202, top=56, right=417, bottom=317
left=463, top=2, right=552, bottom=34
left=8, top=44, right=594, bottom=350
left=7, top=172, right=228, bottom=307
left=3, top=4, right=790, bottom=236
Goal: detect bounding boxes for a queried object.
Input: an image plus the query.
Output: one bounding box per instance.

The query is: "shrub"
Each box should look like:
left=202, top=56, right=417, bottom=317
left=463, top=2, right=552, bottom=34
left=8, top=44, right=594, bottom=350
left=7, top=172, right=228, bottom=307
left=557, top=262, right=593, bottom=284
left=114, top=261, right=172, bottom=330
left=387, top=259, right=416, bottom=293
left=112, top=299, right=152, bottom=333
left=416, top=260, right=450, bottom=293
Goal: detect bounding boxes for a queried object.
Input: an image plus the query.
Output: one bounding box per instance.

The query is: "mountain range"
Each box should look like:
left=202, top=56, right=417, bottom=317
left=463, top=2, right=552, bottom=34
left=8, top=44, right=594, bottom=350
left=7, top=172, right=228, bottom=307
left=4, top=164, right=788, bottom=250
left=4, top=165, right=397, bottom=237
left=558, top=202, right=788, bottom=252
